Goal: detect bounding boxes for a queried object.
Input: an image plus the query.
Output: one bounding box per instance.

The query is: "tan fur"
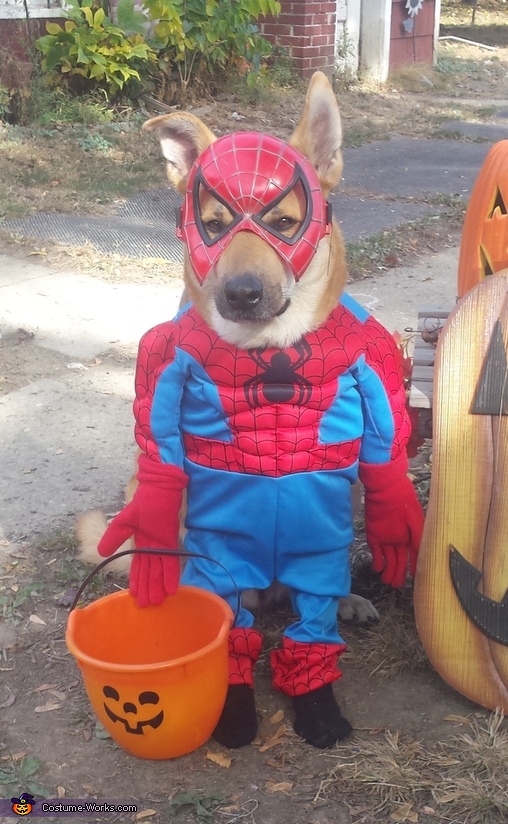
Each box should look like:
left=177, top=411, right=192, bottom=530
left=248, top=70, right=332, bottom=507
left=76, top=72, right=378, bottom=623
left=76, top=509, right=131, bottom=575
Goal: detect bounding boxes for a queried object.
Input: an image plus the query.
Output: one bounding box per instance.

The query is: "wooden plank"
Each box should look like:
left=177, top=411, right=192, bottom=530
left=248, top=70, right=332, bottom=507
left=412, top=346, right=437, bottom=366
left=408, top=308, right=451, bottom=410
left=410, top=381, right=434, bottom=408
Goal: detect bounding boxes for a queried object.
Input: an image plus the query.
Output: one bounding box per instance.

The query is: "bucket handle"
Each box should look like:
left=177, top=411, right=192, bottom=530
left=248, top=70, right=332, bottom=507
left=70, top=548, right=241, bottom=624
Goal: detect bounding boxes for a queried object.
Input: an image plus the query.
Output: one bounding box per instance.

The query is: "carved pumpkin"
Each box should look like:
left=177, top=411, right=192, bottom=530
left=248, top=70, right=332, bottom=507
left=414, top=272, right=508, bottom=712
left=457, top=140, right=508, bottom=298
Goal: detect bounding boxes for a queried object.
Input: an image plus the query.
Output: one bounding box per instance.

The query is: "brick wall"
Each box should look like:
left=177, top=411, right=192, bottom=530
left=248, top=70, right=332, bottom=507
left=262, top=0, right=337, bottom=79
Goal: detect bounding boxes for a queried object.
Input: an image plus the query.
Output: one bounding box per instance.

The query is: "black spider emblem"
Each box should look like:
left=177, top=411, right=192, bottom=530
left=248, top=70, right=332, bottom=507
left=244, top=340, right=313, bottom=407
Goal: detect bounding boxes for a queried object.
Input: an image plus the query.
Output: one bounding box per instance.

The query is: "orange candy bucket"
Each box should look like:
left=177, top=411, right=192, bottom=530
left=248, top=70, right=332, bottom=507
left=66, top=551, right=234, bottom=760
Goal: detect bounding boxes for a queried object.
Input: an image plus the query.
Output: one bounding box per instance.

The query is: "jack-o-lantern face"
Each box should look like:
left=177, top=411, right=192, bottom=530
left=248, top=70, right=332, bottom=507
left=457, top=140, right=508, bottom=297
left=102, top=686, right=164, bottom=735
left=478, top=187, right=508, bottom=279
left=414, top=273, right=508, bottom=713
left=11, top=794, right=34, bottom=816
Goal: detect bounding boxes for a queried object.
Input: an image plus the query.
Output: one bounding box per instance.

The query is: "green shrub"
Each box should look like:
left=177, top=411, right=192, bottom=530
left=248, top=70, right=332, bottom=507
left=36, top=0, right=155, bottom=98
left=141, top=0, right=281, bottom=97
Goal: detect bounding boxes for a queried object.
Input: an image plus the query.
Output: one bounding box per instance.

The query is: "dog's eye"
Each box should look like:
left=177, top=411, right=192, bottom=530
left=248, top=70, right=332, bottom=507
left=203, top=219, right=224, bottom=237
left=270, top=216, right=300, bottom=236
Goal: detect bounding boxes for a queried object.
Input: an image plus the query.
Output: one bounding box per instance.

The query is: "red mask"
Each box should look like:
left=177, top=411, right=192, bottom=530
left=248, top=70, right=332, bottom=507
left=177, top=132, right=332, bottom=284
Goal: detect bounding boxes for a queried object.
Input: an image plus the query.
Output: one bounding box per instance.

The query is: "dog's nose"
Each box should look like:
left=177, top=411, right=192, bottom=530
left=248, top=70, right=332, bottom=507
left=224, top=274, right=263, bottom=311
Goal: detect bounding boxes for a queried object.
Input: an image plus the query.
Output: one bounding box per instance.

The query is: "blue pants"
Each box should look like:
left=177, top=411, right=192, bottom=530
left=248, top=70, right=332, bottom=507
left=181, top=462, right=354, bottom=645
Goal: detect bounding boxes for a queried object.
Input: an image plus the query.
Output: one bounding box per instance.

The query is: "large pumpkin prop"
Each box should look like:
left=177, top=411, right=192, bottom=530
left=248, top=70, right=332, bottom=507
left=457, top=140, right=508, bottom=298
left=414, top=272, right=508, bottom=712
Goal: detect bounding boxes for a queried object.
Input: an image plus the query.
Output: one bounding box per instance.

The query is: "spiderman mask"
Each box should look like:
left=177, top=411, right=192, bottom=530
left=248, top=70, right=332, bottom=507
left=178, top=132, right=332, bottom=293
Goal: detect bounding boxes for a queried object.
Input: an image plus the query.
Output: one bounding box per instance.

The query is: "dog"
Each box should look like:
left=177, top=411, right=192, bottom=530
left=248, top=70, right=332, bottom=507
left=77, top=71, right=379, bottom=626
left=77, top=71, right=422, bottom=749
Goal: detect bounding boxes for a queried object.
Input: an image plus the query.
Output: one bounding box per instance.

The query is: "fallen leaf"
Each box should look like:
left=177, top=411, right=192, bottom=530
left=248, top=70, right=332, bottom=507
left=135, top=811, right=157, bottom=820
left=269, top=710, right=284, bottom=724
left=266, top=781, right=293, bottom=795
left=94, top=722, right=111, bottom=739
left=48, top=689, right=66, bottom=701
left=57, top=786, right=65, bottom=798
left=0, top=687, right=16, bottom=709
left=435, top=791, right=465, bottom=804
left=34, top=683, right=58, bottom=692
left=422, top=807, right=436, bottom=815
left=258, top=724, right=287, bottom=752
left=54, top=588, right=79, bottom=607
left=443, top=714, right=471, bottom=725
left=29, top=614, right=46, bottom=625
left=34, top=700, right=62, bottom=712
left=206, top=750, right=231, bottom=768
left=391, top=802, right=418, bottom=822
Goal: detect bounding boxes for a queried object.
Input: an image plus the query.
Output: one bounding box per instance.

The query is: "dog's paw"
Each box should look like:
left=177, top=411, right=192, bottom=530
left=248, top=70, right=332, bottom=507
left=75, top=510, right=131, bottom=575
left=338, top=593, right=379, bottom=625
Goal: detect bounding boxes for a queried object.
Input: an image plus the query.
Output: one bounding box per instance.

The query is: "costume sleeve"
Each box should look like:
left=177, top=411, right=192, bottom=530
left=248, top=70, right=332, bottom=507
left=358, top=313, right=411, bottom=464
left=133, top=321, right=187, bottom=469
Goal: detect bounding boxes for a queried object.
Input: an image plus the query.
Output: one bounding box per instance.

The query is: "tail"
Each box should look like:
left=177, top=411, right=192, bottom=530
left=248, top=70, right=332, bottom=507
left=75, top=510, right=131, bottom=576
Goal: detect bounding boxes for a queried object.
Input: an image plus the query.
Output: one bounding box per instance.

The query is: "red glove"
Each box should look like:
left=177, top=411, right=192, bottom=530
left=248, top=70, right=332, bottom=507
left=98, top=454, right=188, bottom=607
left=359, top=453, right=424, bottom=588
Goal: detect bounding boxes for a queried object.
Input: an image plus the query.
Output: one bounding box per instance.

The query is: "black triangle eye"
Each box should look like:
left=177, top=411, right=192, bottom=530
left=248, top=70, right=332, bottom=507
left=489, top=187, right=507, bottom=217
left=253, top=165, right=313, bottom=245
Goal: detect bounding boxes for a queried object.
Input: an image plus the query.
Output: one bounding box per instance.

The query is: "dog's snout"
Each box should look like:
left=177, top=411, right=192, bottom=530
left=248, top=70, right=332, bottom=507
left=224, top=274, right=263, bottom=311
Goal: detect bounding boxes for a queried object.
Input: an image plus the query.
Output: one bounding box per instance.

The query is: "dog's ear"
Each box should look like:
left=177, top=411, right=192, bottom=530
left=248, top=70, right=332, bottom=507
left=143, top=112, right=216, bottom=193
left=289, top=71, right=343, bottom=197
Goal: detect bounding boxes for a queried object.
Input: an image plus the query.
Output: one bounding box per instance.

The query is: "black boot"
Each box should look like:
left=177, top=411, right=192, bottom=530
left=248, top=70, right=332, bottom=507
left=212, top=684, right=258, bottom=748
left=292, top=683, right=353, bottom=748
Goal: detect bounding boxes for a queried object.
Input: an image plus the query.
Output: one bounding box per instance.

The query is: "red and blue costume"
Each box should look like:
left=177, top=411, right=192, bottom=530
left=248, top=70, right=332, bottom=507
left=125, top=291, right=414, bottom=695
left=98, top=130, right=423, bottom=735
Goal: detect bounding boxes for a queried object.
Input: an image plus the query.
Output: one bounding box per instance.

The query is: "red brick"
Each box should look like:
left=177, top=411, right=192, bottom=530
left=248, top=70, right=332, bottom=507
left=311, top=35, right=331, bottom=47
left=291, top=45, right=320, bottom=59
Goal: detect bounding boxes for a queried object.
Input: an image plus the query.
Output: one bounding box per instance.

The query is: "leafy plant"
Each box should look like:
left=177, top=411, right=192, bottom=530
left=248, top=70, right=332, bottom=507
left=0, top=84, right=12, bottom=121
left=141, top=0, right=281, bottom=98
left=168, top=792, right=224, bottom=822
left=0, top=754, right=50, bottom=797
left=0, top=583, right=45, bottom=623
left=36, top=0, right=155, bottom=98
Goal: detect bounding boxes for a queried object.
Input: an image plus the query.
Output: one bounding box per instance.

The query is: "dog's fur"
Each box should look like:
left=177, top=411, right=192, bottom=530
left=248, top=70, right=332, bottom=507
left=77, top=71, right=379, bottom=625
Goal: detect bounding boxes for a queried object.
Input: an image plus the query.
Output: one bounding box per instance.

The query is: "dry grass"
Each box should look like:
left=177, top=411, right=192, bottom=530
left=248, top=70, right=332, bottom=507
left=342, top=586, right=430, bottom=679
left=0, top=119, right=163, bottom=220
left=316, top=710, right=508, bottom=823
left=0, top=228, right=184, bottom=284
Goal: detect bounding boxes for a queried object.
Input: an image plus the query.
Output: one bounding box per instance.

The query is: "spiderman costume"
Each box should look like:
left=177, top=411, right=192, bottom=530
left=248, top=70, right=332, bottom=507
left=98, top=124, right=424, bottom=748
left=128, top=291, right=413, bottom=689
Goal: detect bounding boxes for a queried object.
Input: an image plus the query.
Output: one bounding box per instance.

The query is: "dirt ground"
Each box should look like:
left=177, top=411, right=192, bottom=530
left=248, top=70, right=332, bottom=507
left=1, top=2, right=508, bottom=822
